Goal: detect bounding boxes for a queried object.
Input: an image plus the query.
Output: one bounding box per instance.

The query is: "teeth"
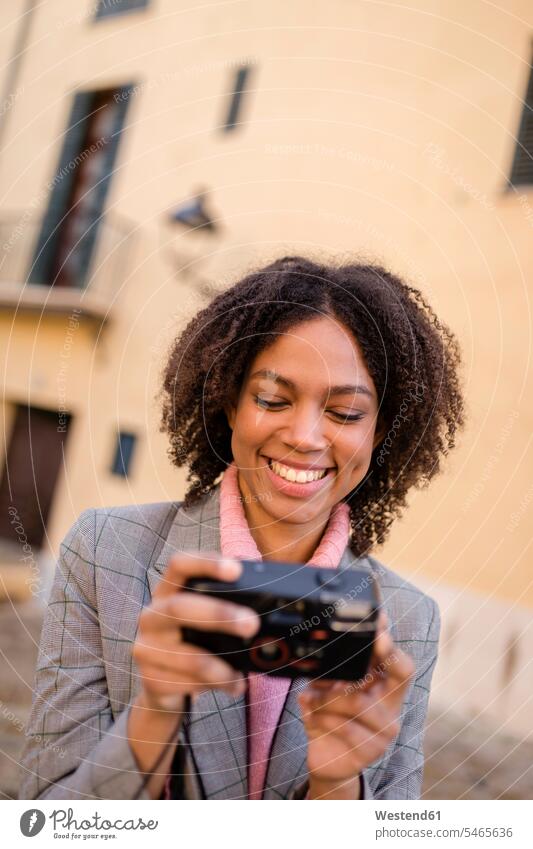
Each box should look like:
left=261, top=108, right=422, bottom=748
left=270, top=460, right=328, bottom=483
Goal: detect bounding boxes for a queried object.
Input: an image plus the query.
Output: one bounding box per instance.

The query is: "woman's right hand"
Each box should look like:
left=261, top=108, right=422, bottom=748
left=132, top=552, right=260, bottom=712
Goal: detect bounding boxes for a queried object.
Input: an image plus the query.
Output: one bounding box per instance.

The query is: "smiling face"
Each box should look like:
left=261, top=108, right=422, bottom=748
left=225, top=316, right=385, bottom=530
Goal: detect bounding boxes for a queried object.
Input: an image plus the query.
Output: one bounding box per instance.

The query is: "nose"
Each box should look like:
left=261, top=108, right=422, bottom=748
left=280, top=402, right=329, bottom=453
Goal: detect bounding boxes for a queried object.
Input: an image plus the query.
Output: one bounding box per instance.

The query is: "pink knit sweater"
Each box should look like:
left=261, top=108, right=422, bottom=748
left=165, top=461, right=351, bottom=799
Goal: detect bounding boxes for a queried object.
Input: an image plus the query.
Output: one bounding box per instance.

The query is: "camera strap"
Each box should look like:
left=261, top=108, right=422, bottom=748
left=167, top=695, right=206, bottom=800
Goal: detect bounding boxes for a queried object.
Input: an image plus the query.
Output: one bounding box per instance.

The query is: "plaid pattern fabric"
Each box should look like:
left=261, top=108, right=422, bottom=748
left=17, top=483, right=440, bottom=800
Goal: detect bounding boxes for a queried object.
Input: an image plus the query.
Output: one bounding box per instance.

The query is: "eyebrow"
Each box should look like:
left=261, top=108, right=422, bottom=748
left=249, top=368, right=374, bottom=399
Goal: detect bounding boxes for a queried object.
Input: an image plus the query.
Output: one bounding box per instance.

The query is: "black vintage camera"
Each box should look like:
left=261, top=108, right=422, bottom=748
left=182, top=560, right=381, bottom=681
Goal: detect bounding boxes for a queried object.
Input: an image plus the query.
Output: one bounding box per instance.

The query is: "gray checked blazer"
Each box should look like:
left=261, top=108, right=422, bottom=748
left=18, top=483, right=440, bottom=801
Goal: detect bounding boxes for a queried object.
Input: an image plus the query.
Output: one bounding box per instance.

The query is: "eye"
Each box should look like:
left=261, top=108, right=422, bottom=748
left=330, top=412, right=365, bottom=423
left=254, top=396, right=364, bottom=423
left=254, top=396, right=287, bottom=410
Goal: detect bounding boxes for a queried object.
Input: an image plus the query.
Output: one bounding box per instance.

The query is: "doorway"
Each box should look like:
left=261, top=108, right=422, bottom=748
left=0, top=404, right=71, bottom=549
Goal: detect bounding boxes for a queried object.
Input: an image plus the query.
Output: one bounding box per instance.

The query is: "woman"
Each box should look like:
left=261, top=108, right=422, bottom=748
left=19, top=255, right=464, bottom=800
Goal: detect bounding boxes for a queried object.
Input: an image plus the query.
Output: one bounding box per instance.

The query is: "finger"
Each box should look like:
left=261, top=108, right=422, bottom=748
left=302, top=702, right=369, bottom=740
left=133, top=640, right=246, bottom=695
left=134, top=635, right=240, bottom=676
left=302, top=709, right=389, bottom=764
left=356, top=640, right=414, bottom=709
left=300, top=684, right=385, bottom=724
left=380, top=647, right=415, bottom=707
left=304, top=678, right=345, bottom=692
left=307, top=676, right=368, bottom=693
left=376, top=607, right=389, bottom=630
left=299, top=689, right=399, bottom=738
left=351, top=611, right=403, bottom=694
left=354, top=650, right=413, bottom=709
left=139, top=591, right=260, bottom=638
left=368, top=609, right=393, bottom=665
left=152, top=551, right=243, bottom=599
left=142, top=674, right=242, bottom=700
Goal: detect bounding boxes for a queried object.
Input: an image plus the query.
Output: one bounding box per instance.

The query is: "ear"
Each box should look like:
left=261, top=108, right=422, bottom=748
left=224, top=402, right=236, bottom=431
left=372, top=416, right=387, bottom=451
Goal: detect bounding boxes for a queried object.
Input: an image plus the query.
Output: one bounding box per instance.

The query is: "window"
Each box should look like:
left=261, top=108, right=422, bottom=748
left=509, top=57, right=533, bottom=186
left=222, top=65, right=253, bottom=132
left=95, top=0, right=150, bottom=20
left=30, top=85, right=134, bottom=287
left=111, top=431, right=137, bottom=477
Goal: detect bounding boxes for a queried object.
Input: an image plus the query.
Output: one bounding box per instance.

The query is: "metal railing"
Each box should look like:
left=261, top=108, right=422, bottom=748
left=0, top=211, right=137, bottom=299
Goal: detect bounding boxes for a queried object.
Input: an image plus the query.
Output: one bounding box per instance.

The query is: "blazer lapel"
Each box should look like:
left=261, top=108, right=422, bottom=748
left=146, top=485, right=221, bottom=599
left=146, top=485, right=249, bottom=799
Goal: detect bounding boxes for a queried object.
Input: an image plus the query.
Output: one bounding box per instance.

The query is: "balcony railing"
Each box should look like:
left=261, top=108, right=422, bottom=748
left=0, top=212, right=137, bottom=321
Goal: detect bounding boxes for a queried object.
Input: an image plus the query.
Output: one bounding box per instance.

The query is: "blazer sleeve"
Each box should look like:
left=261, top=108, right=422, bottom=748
left=17, top=509, right=166, bottom=800
left=361, top=597, right=441, bottom=800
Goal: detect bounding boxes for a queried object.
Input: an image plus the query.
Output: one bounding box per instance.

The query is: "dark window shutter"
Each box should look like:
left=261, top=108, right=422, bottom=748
left=95, top=0, right=150, bottom=20
left=223, top=65, right=252, bottom=131
left=509, top=60, right=533, bottom=186
left=29, top=91, right=93, bottom=284
left=111, top=431, right=137, bottom=477
left=72, top=85, right=134, bottom=287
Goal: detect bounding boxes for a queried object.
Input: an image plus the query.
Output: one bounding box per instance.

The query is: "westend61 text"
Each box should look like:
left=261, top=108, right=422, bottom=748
left=375, top=810, right=441, bottom=820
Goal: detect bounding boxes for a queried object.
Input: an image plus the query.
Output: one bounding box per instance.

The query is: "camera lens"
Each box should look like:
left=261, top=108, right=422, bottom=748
left=250, top=637, right=290, bottom=669
left=259, top=643, right=283, bottom=659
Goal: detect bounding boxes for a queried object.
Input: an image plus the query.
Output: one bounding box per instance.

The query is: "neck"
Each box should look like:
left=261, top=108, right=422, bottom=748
left=236, top=471, right=332, bottom=564
left=248, top=507, right=330, bottom=563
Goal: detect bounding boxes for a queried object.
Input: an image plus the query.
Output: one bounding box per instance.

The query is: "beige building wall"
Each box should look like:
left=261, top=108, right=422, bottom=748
left=1, top=0, right=532, bottom=735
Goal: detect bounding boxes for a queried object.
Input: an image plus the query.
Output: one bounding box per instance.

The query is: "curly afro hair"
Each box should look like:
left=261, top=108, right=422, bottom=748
left=160, top=255, right=465, bottom=557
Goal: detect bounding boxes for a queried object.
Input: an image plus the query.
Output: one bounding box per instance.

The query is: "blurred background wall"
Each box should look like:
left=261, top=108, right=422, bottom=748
left=0, top=0, right=532, bottom=798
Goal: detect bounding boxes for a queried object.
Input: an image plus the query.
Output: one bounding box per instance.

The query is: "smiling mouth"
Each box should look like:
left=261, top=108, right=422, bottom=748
left=266, top=457, right=334, bottom=483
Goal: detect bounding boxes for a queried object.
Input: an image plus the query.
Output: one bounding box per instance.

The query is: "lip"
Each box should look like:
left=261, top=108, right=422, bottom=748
left=262, top=456, right=335, bottom=498
left=262, top=455, right=333, bottom=471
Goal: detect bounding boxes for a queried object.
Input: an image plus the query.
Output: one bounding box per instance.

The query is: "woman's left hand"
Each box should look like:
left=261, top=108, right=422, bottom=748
left=297, top=609, right=415, bottom=798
